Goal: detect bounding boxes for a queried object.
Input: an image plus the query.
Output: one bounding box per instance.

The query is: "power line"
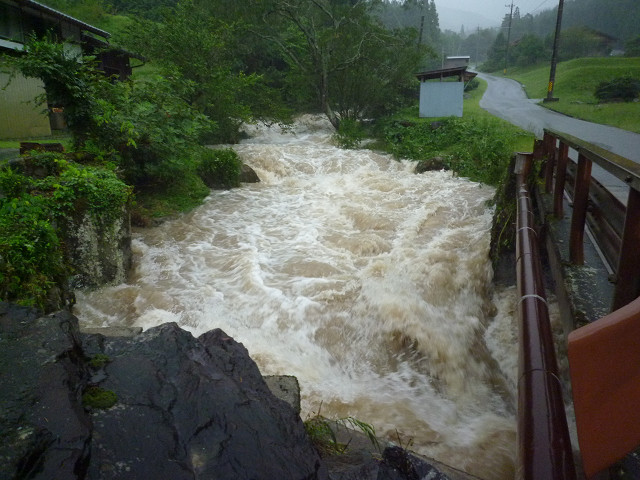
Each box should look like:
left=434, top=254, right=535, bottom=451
left=526, top=0, right=552, bottom=16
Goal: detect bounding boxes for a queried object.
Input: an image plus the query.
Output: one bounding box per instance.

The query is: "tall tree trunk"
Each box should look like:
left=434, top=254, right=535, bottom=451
left=319, top=59, right=340, bottom=130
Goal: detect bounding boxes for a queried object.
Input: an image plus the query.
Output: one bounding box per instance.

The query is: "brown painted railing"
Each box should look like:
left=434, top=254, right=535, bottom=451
left=538, top=128, right=640, bottom=310
left=514, top=153, right=576, bottom=480
left=526, top=131, right=640, bottom=478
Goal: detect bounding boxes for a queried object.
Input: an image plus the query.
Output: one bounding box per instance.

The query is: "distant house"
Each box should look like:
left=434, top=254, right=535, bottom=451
left=0, top=0, right=136, bottom=139
left=443, top=56, right=470, bottom=69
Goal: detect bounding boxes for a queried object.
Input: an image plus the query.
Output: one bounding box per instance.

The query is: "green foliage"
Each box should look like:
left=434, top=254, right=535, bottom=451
left=0, top=194, right=64, bottom=309
left=196, top=148, right=242, bottom=189
left=132, top=167, right=209, bottom=224
left=559, top=26, right=613, bottom=61
left=89, top=76, right=212, bottom=186
left=334, top=118, right=366, bottom=149
left=625, top=36, right=640, bottom=57
left=3, top=37, right=98, bottom=145
left=594, top=76, right=640, bottom=103
left=512, top=34, right=548, bottom=67
left=464, top=79, right=480, bottom=92
left=481, top=32, right=507, bottom=72
left=253, top=0, right=430, bottom=129
left=508, top=57, right=640, bottom=133
left=304, top=411, right=380, bottom=456
left=121, top=0, right=271, bottom=143
left=88, top=354, right=111, bottom=369
left=82, top=386, right=117, bottom=409
left=0, top=154, right=130, bottom=308
left=380, top=116, right=524, bottom=186
left=4, top=37, right=211, bottom=189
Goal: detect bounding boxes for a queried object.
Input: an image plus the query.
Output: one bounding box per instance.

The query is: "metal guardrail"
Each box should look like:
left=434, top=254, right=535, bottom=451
left=514, top=153, right=576, bottom=480
left=539, top=129, right=640, bottom=310
left=521, top=131, right=640, bottom=478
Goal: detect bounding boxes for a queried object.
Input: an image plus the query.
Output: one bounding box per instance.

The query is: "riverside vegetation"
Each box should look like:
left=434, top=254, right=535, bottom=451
left=1, top=1, right=532, bottom=313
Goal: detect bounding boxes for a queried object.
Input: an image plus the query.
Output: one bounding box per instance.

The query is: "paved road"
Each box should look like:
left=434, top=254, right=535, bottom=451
left=478, top=73, right=640, bottom=201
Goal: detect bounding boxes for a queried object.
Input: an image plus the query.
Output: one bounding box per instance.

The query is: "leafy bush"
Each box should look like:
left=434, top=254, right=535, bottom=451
left=3, top=37, right=212, bottom=190
left=381, top=116, right=518, bottom=186
left=334, top=118, right=366, bottom=149
left=625, top=35, right=640, bottom=57
left=89, top=76, right=212, bottom=187
left=464, top=79, right=480, bottom=92
left=594, top=76, right=640, bottom=102
left=196, top=148, right=242, bottom=189
left=0, top=195, right=65, bottom=309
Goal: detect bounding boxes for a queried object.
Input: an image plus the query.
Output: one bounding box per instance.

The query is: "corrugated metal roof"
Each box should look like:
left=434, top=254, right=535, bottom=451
left=17, top=0, right=111, bottom=38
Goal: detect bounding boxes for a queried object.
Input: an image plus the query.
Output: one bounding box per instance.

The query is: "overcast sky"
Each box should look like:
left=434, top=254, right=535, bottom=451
left=434, top=0, right=559, bottom=30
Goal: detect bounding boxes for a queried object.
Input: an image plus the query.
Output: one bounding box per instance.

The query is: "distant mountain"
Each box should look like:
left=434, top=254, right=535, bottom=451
left=437, top=5, right=499, bottom=32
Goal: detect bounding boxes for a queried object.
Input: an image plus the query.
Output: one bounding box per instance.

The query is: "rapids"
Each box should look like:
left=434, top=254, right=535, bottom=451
left=75, top=115, right=522, bottom=479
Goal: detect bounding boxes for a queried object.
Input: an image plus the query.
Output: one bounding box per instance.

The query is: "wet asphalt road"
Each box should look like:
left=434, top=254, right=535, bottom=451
left=478, top=73, right=640, bottom=202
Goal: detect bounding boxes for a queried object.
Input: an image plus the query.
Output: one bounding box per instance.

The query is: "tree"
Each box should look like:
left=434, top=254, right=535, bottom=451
left=123, top=0, right=264, bottom=142
left=4, top=36, right=210, bottom=187
left=512, top=34, right=548, bottom=67
left=481, top=32, right=508, bottom=72
left=625, top=35, right=640, bottom=57
left=253, top=0, right=429, bottom=129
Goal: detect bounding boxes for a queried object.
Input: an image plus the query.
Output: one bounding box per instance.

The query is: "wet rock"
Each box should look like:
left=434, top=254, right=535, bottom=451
left=415, top=156, right=448, bottom=173
left=241, top=163, right=261, bottom=183
left=264, top=375, right=301, bottom=414
left=87, top=324, right=327, bottom=480
left=58, top=206, right=132, bottom=289
left=0, top=303, right=91, bottom=480
left=0, top=303, right=327, bottom=480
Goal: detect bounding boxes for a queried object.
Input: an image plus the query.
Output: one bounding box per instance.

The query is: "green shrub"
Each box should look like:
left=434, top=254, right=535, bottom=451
left=334, top=118, right=366, bottom=149
left=594, top=76, right=640, bottom=102
left=46, top=162, right=132, bottom=221
left=464, top=78, right=480, bottom=92
left=196, top=148, right=242, bottom=189
left=0, top=195, right=65, bottom=309
left=380, top=116, right=519, bottom=186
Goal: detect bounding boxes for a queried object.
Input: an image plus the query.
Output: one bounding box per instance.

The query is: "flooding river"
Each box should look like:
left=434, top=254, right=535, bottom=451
left=76, top=115, right=521, bottom=479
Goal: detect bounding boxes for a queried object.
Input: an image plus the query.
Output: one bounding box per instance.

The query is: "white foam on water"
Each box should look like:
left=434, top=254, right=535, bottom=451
left=75, top=115, right=518, bottom=479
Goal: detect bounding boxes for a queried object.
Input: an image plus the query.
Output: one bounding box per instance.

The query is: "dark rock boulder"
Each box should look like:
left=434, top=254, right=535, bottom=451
left=240, top=163, right=261, bottom=183
left=84, top=324, right=326, bottom=480
left=415, top=156, right=448, bottom=174
left=0, top=303, right=326, bottom=480
left=0, top=303, right=91, bottom=479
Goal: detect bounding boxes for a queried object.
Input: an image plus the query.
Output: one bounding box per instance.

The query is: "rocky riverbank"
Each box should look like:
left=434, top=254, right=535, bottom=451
left=0, top=302, right=478, bottom=480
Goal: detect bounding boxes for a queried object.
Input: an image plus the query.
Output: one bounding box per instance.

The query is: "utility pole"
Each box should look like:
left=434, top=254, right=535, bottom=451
left=545, top=0, right=565, bottom=102
left=504, top=2, right=514, bottom=75
left=476, top=26, right=480, bottom=68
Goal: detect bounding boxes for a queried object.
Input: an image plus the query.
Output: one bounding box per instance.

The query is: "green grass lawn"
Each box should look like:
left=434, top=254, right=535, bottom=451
left=506, top=57, right=640, bottom=133
left=465, top=78, right=535, bottom=153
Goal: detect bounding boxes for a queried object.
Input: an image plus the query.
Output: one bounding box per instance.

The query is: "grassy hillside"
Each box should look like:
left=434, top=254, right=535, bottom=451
left=507, top=57, right=640, bottom=133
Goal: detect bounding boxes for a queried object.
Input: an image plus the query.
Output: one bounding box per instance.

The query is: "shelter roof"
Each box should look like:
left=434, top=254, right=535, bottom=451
left=415, top=67, right=477, bottom=82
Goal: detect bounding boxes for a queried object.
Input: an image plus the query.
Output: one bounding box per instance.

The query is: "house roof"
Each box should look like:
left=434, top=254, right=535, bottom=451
left=12, top=0, right=111, bottom=39
left=415, top=66, right=477, bottom=82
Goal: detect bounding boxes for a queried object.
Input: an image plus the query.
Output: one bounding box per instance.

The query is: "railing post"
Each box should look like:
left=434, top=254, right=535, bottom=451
left=569, top=153, right=592, bottom=265
left=544, top=132, right=556, bottom=193
left=612, top=187, right=640, bottom=310
left=553, top=142, right=569, bottom=218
